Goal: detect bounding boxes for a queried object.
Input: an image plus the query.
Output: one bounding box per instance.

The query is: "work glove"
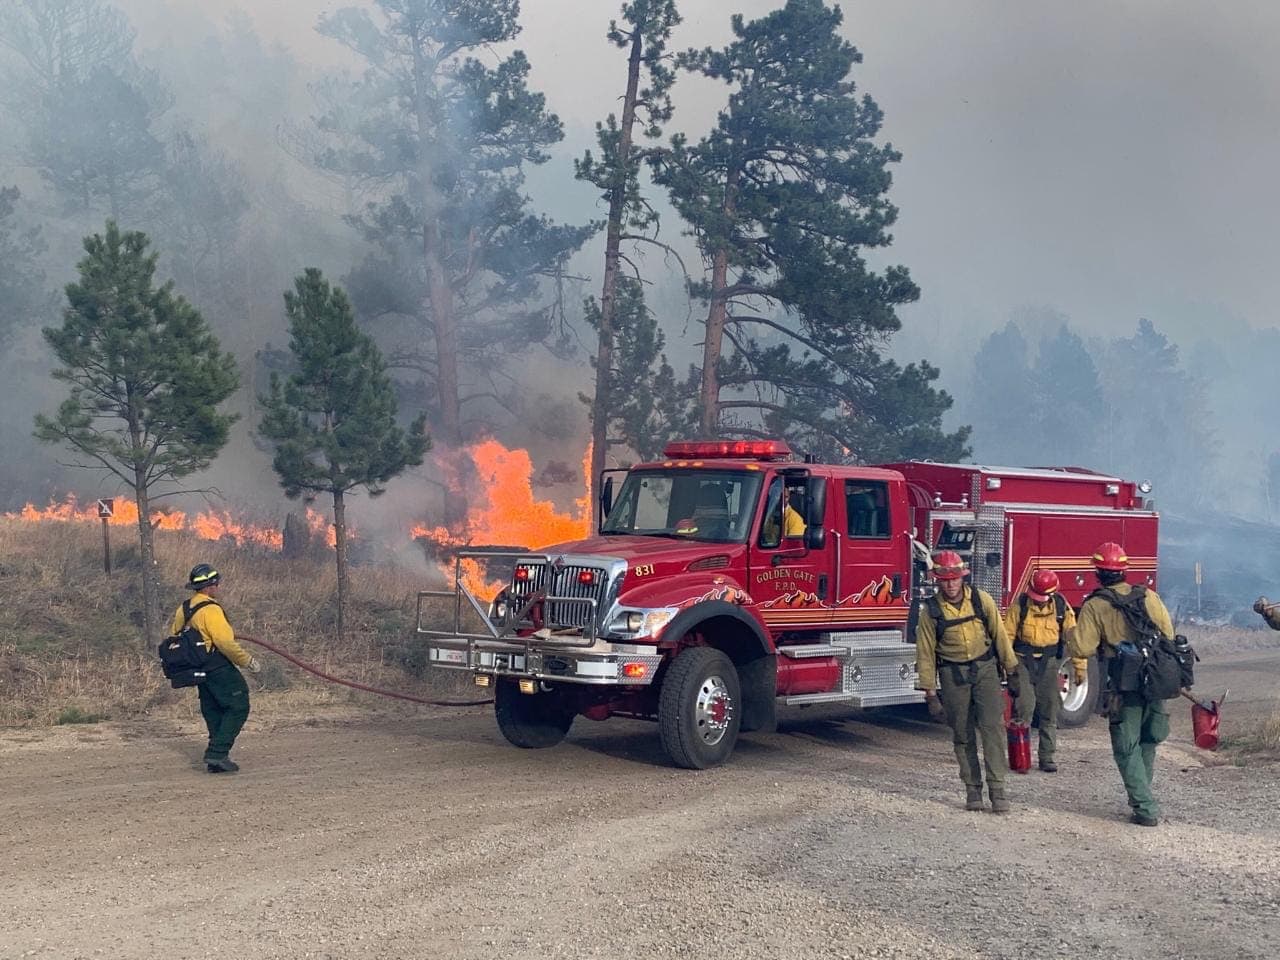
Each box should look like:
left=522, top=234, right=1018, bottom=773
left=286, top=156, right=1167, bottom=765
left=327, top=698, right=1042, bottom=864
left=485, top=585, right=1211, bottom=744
left=925, top=692, right=946, bottom=722
left=246, top=656, right=262, bottom=674
left=1072, top=661, right=1088, bottom=685
left=1005, top=670, right=1022, bottom=698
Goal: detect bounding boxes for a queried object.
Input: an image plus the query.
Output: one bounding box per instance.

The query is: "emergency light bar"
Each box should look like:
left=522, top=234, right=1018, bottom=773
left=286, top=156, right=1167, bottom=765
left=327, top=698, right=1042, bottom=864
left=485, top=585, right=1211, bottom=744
left=662, top=440, right=794, bottom=460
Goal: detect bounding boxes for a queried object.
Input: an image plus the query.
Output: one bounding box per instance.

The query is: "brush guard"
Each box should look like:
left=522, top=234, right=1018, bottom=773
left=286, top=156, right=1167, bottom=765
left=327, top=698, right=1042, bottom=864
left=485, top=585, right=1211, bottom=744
left=415, top=551, right=661, bottom=687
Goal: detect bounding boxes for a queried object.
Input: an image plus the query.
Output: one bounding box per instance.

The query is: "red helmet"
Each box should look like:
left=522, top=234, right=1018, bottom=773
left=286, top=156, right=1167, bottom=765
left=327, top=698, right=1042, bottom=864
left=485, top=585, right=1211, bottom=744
left=1028, top=570, right=1060, bottom=603
left=1092, top=542, right=1129, bottom=571
left=932, top=550, right=968, bottom=581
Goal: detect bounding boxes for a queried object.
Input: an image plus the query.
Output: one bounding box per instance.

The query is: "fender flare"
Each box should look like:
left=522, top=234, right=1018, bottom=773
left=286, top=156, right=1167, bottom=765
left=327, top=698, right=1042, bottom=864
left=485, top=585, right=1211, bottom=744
left=657, top=599, right=772, bottom=658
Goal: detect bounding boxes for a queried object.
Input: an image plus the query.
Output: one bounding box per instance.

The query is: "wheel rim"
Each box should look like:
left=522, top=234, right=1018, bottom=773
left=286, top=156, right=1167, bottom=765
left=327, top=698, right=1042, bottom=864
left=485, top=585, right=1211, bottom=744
left=695, top=674, right=734, bottom=746
left=1059, top=663, right=1088, bottom=713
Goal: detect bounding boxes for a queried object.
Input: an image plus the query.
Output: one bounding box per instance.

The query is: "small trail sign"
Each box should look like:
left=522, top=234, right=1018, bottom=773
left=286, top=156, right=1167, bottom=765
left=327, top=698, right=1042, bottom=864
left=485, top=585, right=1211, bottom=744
left=97, top=498, right=114, bottom=518
left=97, top=499, right=114, bottom=574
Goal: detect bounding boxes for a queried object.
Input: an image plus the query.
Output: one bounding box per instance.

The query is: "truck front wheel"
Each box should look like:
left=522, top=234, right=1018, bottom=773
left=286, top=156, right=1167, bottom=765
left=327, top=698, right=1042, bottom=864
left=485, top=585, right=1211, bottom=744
left=1058, top=657, right=1101, bottom=728
left=658, top=647, right=742, bottom=770
left=495, top=680, right=574, bottom=749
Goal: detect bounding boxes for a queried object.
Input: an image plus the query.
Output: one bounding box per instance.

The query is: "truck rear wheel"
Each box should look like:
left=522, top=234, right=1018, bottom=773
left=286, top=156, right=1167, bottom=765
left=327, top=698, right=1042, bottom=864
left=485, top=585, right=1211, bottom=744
left=1058, top=657, right=1101, bottom=727
left=658, top=647, right=742, bottom=770
left=495, top=680, right=574, bottom=749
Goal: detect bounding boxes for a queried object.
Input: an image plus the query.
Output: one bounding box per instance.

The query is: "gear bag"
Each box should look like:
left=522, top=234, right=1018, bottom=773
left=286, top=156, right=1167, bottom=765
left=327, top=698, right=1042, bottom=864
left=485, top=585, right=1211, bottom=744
left=158, top=599, right=225, bottom=688
left=1092, top=585, right=1188, bottom=701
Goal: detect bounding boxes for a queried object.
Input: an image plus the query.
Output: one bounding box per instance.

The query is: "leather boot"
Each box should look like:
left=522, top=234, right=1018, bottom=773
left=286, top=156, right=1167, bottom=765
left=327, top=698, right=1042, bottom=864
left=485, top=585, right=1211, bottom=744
left=965, top=786, right=985, bottom=811
left=989, top=787, right=1011, bottom=814
left=206, top=757, right=240, bottom=773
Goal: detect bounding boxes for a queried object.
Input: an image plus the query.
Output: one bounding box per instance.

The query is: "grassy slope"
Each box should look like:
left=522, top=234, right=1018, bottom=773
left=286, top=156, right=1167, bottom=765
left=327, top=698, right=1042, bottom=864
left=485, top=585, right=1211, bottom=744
left=0, top=518, right=467, bottom=726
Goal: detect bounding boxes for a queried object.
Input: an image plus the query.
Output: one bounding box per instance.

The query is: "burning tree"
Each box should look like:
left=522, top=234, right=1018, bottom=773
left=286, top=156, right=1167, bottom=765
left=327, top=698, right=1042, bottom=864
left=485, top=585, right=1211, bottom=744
left=259, top=268, right=429, bottom=641
left=34, top=221, right=240, bottom=643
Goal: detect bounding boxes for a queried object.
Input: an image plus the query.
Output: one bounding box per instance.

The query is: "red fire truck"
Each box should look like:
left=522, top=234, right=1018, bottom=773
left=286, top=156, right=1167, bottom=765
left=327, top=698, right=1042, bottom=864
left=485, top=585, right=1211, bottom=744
left=417, top=440, right=1158, bottom=768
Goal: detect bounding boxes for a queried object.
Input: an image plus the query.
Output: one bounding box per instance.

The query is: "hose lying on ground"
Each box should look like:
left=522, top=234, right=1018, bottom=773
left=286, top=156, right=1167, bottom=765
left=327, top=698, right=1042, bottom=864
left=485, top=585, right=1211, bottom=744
left=238, top=633, right=494, bottom=707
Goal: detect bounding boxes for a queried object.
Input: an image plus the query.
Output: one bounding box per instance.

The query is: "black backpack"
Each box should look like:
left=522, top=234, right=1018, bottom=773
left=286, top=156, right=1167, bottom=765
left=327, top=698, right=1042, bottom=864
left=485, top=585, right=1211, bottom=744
left=1091, top=585, right=1190, bottom=701
left=926, top=585, right=996, bottom=655
left=158, top=599, right=221, bottom=688
left=1015, top=591, right=1069, bottom=658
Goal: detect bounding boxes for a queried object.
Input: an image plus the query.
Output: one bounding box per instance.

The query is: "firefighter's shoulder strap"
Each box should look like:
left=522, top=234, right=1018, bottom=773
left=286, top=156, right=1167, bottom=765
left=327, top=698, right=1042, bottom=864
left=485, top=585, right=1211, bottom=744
left=927, top=586, right=994, bottom=644
left=1016, top=591, right=1069, bottom=656
left=181, top=598, right=218, bottom=625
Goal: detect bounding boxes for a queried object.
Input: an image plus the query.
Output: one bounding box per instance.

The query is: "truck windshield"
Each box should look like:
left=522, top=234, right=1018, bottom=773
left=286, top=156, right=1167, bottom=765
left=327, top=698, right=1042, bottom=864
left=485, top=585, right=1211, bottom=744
left=601, top=470, right=763, bottom=543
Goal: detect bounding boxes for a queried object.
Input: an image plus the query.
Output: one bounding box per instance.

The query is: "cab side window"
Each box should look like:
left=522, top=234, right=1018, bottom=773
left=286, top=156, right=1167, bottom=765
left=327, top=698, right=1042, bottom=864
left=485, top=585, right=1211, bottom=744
left=845, top=481, right=890, bottom=539
left=758, top=477, right=807, bottom=548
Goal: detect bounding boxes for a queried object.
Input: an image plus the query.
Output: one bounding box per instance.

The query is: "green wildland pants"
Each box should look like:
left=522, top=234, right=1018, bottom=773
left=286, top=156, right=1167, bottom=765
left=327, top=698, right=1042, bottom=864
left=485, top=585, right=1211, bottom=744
left=198, top=665, right=250, bottom=762
left=939, top=655, right=1008, bottom=791
left=1108, top=691, right=1169, bottom=819
left=1015, top=652, right=1062, bottom=764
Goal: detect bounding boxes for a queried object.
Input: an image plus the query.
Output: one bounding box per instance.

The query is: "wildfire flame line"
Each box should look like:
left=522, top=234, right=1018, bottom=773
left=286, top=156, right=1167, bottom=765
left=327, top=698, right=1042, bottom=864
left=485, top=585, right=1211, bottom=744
left=3, top=496, right=337, bottom=549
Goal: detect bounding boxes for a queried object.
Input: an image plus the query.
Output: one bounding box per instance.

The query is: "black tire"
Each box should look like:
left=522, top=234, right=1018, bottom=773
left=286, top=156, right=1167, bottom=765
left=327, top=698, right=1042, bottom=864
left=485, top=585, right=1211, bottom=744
left=1058, top=656, right=1101, bottom=728
left=494, top=680, right=574, bottom=749
left=658, top=646, right=742, bottom=769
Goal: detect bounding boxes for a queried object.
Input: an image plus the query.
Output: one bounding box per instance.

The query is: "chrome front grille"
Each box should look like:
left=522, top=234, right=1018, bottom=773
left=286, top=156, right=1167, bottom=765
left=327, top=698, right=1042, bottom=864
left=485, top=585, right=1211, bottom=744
left=508, top=560, right=609, bottom=629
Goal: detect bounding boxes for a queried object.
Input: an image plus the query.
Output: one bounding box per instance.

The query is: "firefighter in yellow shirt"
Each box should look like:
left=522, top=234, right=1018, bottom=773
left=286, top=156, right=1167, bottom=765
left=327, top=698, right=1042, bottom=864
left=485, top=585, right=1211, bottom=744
left=916, top=551, right=1020, bottom=813
left=1067, top=542, right=1175, bottom=827
left=171, top=563, right=260, bottom=773
left=1002, top=570, right=1080, bottom=773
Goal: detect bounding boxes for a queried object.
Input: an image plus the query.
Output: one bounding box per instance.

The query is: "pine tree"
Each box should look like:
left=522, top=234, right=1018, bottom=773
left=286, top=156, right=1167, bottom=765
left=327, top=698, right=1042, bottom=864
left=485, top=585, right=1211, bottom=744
left=259, top=268, right=429, bottom=641
left=0, top=186, right=51, bottom=346
left=1029, top=324, right=1102, bottom=467
left=966, top=321, right=1034, bottom=464
left=34, top=221, right=239, bottom=642
left=575, top=0, right=680, bottom=503
left=304, top=0, right=592, bottom=450
left=652, top=0, right=965, bottom=461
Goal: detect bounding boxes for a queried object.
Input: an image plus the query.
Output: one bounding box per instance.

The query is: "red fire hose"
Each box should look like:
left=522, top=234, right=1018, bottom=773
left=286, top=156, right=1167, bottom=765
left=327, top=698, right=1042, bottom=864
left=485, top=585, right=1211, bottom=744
left=238, top=633, right=494, bottom=707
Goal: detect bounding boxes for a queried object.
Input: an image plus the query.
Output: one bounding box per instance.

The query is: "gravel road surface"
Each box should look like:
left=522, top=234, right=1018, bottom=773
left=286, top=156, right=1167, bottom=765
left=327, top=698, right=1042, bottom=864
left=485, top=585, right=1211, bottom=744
left=2, top=649, right=1277, bottom=960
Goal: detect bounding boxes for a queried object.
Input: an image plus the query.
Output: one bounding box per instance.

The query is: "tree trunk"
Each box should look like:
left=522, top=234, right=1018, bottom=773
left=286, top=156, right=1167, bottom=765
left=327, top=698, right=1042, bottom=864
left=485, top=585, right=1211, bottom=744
left=590, top=24, right=646, bottom=521
left=700, top=172, right=739, bottom=438
left=332, top=488, right=348, bottom=643
left=700, top=248, right=730, bottom=437
left=424, top=221, right=462, bottom=449
left=133, top=471, right=157, bottom=645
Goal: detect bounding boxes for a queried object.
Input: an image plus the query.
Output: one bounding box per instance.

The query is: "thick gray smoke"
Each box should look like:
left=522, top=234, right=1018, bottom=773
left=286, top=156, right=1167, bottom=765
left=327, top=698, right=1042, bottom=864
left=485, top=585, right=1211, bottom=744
left=1, top=1, right=1276, bottom=603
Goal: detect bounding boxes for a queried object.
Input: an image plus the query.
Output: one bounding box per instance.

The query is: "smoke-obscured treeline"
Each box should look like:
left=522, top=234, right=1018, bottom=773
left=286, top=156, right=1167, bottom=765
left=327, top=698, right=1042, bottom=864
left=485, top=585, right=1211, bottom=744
left=2, top=0, right=1278, bottom=610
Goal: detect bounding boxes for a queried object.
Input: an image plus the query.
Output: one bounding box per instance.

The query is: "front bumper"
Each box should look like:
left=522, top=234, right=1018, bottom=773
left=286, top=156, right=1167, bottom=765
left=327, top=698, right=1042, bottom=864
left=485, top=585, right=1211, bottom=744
left=426, top=636, right=664, bottom=686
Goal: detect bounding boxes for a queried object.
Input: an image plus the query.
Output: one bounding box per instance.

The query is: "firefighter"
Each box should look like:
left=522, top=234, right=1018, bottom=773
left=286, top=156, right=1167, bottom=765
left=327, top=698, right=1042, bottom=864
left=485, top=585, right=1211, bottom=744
left=1002, top=570, right=1080, bottom=773
left=173, top=563, right=261, bottom=773
left=1067, top=542, right=1174, bottom=827
left=915, top=551, right=1021, bottom=813
left=1254, top=596, right=1280, bottom=631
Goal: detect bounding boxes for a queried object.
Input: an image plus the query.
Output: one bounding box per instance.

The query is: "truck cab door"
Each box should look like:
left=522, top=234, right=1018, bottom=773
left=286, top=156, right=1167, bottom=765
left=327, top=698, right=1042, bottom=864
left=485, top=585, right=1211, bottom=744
left=834, top=478, right=912, bottom=629
left=749, top=472, right=834, bottom=631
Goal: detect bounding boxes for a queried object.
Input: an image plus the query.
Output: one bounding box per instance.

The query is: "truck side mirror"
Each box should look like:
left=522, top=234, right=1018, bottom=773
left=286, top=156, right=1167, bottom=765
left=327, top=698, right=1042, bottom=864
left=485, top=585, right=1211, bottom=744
left=599, top=476, right=614, bottom=520
left=804, top=476, right=827, bottom=549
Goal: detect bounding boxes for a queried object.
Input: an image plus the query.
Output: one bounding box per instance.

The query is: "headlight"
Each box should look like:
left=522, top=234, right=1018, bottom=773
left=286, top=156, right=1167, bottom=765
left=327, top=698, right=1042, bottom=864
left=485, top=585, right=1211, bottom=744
left=610, top=606, right=680, bottom=638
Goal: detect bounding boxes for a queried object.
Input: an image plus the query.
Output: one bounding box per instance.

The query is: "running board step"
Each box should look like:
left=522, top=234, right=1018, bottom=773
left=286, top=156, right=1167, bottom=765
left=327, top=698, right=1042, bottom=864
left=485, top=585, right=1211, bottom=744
left=777, top=644, right=850, bottom=659
left=782, top=692, right=857, bottom=706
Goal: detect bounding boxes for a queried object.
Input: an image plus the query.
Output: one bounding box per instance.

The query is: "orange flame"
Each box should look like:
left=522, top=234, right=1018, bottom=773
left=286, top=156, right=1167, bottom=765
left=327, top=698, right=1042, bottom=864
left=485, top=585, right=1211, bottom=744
left=4, top=495, right=291, bottom=549
left=413, top=439, right=593, bottom=599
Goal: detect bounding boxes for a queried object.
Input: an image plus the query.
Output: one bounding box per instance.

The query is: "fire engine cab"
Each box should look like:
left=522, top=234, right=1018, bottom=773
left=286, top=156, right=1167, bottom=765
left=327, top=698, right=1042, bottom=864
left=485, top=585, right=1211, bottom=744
left=417, top=440, right=1158, bottom=769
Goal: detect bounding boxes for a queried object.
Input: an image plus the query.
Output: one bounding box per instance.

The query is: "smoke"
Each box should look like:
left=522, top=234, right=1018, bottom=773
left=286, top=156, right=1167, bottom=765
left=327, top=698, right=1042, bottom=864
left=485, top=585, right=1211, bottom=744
left=2, top=1, right=1277, bottom=580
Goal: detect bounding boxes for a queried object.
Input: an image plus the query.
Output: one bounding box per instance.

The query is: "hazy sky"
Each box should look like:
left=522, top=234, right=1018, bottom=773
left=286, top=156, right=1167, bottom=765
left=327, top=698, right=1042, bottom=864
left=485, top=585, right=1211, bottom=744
left=119, top=0, right=1280, bottom=350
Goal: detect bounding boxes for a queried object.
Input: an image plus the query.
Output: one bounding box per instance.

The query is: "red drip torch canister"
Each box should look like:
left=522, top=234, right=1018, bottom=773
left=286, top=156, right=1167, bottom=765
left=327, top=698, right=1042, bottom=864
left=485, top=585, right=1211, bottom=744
left=1002, top=689, right=1014, bottom=726
left=1192, top=700, right=1221, bottom=751
left=1007, top=721, right=1032, bottom=773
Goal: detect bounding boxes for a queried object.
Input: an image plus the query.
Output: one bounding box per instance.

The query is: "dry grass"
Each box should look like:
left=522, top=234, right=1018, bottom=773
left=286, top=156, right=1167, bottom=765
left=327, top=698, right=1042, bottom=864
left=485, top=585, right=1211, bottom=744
left=1221, top=710, right=1280, bottom=764
left=0, top=518, right=470, bottom=727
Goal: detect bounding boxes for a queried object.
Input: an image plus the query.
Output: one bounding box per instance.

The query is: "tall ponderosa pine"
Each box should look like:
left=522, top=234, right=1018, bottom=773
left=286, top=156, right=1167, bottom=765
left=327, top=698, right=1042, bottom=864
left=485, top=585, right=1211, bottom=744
left=309, top=0, right=591, bottom=449
left=582, top=276, right=694, bottom=462
left=575, top=0, right=680, bottom=503
left=35, top=222, right=239, bottom=642
left=259, top=268, right=429, bottom=641
left=0, top=185, right=50, bottom=346
left=655, top=0, right=967, bottom=461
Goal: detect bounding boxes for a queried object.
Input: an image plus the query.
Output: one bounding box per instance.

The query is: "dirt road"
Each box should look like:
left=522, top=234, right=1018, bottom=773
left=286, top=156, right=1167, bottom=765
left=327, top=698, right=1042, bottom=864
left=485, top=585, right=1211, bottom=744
left=3, top=651, right=1278, bottom=960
